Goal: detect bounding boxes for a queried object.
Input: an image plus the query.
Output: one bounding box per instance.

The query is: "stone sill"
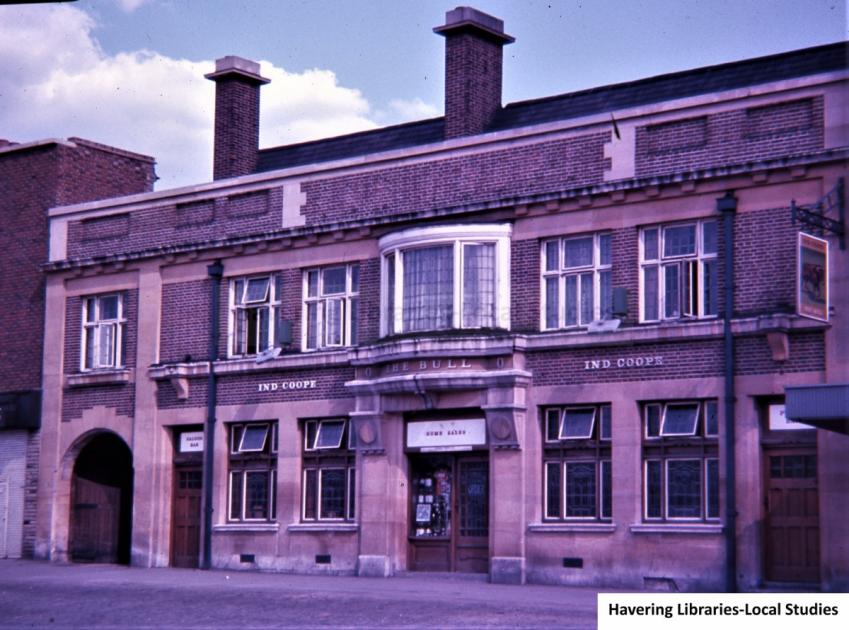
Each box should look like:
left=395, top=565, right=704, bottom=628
left=65, top=369, right=132, bottom=388
left=629, top=523, right=723, bottom=535
left=286, top=522, right=359, bottom=533
left=213, top=523, right=280, bottom=534
left=528, top=522, right=616, bottom=534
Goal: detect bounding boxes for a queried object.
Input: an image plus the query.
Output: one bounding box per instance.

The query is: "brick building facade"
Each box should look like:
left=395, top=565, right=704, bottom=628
left=32, top=8, right=848, bottom=590
left=0, top=138, right=155, bottom=559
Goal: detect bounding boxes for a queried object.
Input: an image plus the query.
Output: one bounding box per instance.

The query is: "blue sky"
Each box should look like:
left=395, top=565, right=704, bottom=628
left=1, top=0, right=845, bottom=189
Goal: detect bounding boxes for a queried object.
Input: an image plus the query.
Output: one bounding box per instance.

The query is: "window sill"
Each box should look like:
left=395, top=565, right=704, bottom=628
left=213, top=522, right=280, bottom=533
left=287, top=522, right=359, bottom=533
left=528, top=522, right=616, bottom=534
left=629, top=522, right=722, bottom=535
left=65, top=369, right=132, bottom=388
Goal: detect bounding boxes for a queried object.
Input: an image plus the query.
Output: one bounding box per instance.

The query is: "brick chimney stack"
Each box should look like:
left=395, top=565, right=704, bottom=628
left=434, top=7, right=514, bottom=139
left=205, top=56, right=270, bottom=180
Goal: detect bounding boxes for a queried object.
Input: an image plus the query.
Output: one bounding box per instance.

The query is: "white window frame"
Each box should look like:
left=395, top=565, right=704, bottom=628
left=642, top=401, right=720, bottom=522
left=540, top=232, right=612, bottom=329
left=302, top=264, right=359, bottom=351
left=227, top=422, right=277, bottom=523
left=81, top=293, right=125, bottom=371
left=639, top=219, right=718, bottom=322
left=228, top=274, right=282, bottom=358
left=378, top=224, right=512, bottom=336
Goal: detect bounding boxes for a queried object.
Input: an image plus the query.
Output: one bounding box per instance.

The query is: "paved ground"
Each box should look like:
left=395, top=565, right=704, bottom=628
left=0, top=559, right=600, bottom=629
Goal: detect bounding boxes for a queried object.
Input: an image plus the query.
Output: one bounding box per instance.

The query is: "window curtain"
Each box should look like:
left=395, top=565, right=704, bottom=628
left=462, top=243, right=495, bottom=327
left=403, top=245, right=454, bottom=331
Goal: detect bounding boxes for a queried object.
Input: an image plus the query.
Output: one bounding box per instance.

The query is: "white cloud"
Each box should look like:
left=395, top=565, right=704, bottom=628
left=381, top=98, right=440, bottom=123
left=115, top=0, right=151, bottom=13
left=0, top=3, right=436, bottom=191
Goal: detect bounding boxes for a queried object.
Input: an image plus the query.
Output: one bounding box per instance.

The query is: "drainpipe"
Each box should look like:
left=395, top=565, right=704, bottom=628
left=202, top=260, right=224, bottom=570
left=717, top=192, right=737, bottom=592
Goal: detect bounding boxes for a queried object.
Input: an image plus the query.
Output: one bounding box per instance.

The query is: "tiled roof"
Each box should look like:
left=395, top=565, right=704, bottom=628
left=255, top=41, right=847, bottom=174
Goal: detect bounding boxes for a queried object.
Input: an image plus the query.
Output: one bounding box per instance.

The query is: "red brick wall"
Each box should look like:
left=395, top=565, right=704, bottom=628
left=635, top=97, right=823, bottom=177
left=160, top=280, right=211, bottom=363
left=156, top=366, right=354, bottom=409
left=0, top=141, right=153, bottom=393
left=511, top=239, right=540, bottom=332
left=734, top=331, right=824, bottom=375
left=444, top=33, right=503, bottom=138
left=212, top=78, right=262, bottom=180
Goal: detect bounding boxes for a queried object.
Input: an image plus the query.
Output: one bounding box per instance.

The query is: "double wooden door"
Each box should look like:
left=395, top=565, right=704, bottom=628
left=764, top=449, right=819, bottom=583
left=171, top=466, right=202, bottom=568
left=409, top=454, right=489, bottom=573
left=70, top=477, right=121, bottom=563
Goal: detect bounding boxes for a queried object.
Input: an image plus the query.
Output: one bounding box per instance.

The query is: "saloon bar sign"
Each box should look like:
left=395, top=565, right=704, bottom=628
left=798, top=232, right=829, bottom=322
left=407, top=419, right=487, bottom=452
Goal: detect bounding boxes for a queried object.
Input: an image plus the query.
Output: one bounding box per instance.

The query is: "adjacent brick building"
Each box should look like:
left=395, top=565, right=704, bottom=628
left=0, top=137, right=155, bottom=558
left=33, top=8, right=848, bottom=590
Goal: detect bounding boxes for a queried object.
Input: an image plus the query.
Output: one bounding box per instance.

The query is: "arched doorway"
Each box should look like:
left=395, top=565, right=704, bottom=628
left=69, top=433, right=133, bottom=564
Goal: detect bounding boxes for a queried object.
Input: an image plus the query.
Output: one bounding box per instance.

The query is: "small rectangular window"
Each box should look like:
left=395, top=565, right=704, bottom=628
left=560, top=408, right=596, bottom=440
left=301, top=418, right=355, bottom=522
left=238, top=424, right=269, bottom=452
left=660, top=403, right=700, bottom=436
left=228, top=422, right=277, bottom=523
left=303, top=264, right=359, bottom=351
left=81, top=293, right=125, bottom=371
left=545, top=461, right=562, bottom=519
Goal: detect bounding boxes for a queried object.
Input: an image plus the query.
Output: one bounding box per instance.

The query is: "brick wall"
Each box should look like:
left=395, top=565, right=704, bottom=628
left=528, top=340, right=724, bottom=386
left=734, top=331, right=824, bottom=375
left=156, top=366, right=354, bottom=409
left=357, top=258, right=381, bottom=344
left=735, top=206, right=796, bottom=316
left=212, top=78, right=261, bottom=180
left=635, top=97, right=823, bottom=178
left=160, top=280, right=211, bottom=363
left=444, top=32, right=503, bottom=138
left=0, top=140, right=153, bottom=393
left=511, top=239, right=540, bottom=332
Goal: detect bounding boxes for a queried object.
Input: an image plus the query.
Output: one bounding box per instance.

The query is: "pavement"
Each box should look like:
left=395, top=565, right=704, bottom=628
left=0, top=559, right=600, bottom=629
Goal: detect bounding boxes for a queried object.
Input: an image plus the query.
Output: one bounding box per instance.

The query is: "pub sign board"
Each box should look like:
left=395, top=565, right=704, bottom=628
left=406, top=419, right=487, bottom=452
left=798, top=232, right=829, bottom=322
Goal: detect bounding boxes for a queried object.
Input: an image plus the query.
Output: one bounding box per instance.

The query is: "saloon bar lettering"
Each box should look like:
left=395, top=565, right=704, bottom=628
left=584, top=356, right=664, bottom=371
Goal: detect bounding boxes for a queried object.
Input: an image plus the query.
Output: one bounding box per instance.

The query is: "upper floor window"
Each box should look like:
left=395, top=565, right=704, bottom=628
left=229, top=275, right=282, bottom=357
left=640, top=220, right=717, bottom=322
left=82, top=294, right=125, bottom=371
left=228, top=421, right=277, bottom=522
left=541, top=233, right=612, bottom=329
left=543, top=404, right=612, bottom=521
left=302, top=418, right=356, bottom=521
left=643, top=400, right=719, bottom=522
left=380, top=224, right=511, bottom=335
left=303, top=264, right=359, bottom=351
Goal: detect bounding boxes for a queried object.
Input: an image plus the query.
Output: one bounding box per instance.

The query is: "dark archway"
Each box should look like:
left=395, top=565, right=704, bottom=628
left=69, top=433, right=133, bottom=564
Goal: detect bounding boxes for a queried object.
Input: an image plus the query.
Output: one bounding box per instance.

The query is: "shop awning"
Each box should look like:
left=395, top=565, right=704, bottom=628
left=785, top=384, right=849, bottom=434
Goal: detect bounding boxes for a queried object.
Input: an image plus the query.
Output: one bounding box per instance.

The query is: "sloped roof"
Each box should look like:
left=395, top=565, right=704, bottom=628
left=255, top=41, right=847, bottom=173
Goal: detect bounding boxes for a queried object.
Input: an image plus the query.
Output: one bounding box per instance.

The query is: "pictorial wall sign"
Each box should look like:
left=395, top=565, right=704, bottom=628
left=798, top=232, right=829, bottom=322
left=768, top=404, right=807, bottom=431
left=406, top=419, right=487, bottom=452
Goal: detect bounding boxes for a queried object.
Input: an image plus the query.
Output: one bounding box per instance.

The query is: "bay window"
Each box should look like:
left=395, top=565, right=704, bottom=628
left=229, top=274, right=283, bottom=357
left=380, top=224, right=511, bottom=335
left=543, top=404, right=612, bottom=520
left=642, top=400, right=719, bottom=521
left=302, top=419, right=356, bottom=521
left=228, top=422, right=277, bottom=522
left=541, top=233, right=612, bottom=329
left=303, top=264, right=359, bottom=350
left=640, top=220, right=718, bottom=321
left=81, top=294, right=125, bottom=371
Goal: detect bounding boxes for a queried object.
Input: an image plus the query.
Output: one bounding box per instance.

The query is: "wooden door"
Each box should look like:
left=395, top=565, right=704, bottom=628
left=455, top=457, right=488, bottom=573
left=171, top=467, right=202, bottom=568
left=70, top=477, right=121, bottom=563
left=765, top=450, right=819, bottom=583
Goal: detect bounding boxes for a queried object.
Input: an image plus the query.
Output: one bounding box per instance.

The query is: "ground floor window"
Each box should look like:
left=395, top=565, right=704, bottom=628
left=302, top=418, right=356, bottom=521
left=227, top=422, right=277, bottom=522
left=642, top=400, right=719, bottom=521
left=543, top=404, right=612, bottom=520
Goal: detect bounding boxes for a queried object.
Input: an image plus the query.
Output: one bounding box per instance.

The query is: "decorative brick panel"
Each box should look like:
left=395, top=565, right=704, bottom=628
left=636, top=96, right=823, bottom=177
left=62, top=384, right=136, bottom=423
